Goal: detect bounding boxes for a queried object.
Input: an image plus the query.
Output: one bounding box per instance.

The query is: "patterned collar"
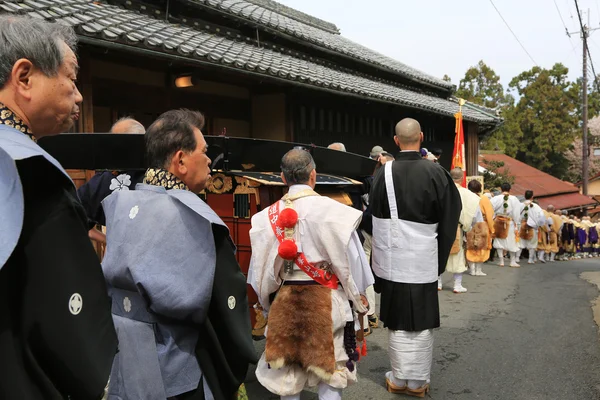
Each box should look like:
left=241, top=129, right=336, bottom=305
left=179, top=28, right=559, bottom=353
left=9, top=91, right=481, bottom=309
left=0, top=102, right=35, bottom=141
left=144, top=168, right=189, bottom=191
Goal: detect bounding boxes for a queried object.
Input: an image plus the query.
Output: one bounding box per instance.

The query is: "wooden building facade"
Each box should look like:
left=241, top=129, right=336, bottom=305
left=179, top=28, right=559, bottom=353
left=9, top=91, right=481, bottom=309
left=0, top=0, right=503, bottom=177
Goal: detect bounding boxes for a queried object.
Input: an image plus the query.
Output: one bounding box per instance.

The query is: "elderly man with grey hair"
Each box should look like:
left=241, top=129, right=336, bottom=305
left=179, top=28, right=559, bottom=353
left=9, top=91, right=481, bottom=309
left=328, top=142, right=346, bottom=152
left=77, top=117, right=146, bottom=243
left=0, top=15, right=117, bottom=399
left=248, top=148, right=374, bottom=400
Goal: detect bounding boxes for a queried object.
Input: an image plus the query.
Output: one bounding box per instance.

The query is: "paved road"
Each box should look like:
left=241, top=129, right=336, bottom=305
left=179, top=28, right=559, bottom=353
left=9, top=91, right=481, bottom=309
left=245, top=258, right=600, bottom=399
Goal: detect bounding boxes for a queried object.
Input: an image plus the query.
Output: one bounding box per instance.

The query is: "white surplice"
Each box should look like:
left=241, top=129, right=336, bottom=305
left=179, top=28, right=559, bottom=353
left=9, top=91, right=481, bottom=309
left=247, top=184, right=374, bottom=396
left=490, top=194, right=522, bottom=253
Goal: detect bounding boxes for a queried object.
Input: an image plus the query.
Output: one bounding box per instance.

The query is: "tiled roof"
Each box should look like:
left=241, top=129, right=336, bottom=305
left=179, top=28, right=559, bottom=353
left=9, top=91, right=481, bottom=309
left=536, top=193, right=596, bottom=211
left=242, top=0, right=339, bottom=34
left=480, top=153, right=578, bottom=197
left=0, top=0, right=498, bottom=124
left=189, top=0, right=454, bottom=91
left=480, top=153, right=597, bottom=210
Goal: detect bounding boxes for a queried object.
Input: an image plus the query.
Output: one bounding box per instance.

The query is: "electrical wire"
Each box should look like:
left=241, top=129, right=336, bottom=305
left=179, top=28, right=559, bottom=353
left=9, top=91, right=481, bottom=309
left=488, top=0, right=538, bottom=66
left=574, top=0, right=600, bottom=91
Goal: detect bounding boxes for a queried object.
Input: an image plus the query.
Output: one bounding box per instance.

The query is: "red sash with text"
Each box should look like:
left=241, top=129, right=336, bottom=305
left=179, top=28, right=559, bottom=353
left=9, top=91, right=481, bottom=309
left=269, top=201, right=338, bottom=290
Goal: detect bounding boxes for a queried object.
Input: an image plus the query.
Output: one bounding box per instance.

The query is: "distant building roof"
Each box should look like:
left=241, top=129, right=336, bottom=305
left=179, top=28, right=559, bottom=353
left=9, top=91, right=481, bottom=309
left=479, top=153, right=596, bottom=211
left=0, top=0, right=500, bottom=125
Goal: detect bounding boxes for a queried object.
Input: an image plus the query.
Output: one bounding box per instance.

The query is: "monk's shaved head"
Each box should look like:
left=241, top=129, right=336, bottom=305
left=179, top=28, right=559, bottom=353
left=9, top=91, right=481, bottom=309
left=395, top=118, right=422, bottom=145
left=450, top=167, right=463, bottom=182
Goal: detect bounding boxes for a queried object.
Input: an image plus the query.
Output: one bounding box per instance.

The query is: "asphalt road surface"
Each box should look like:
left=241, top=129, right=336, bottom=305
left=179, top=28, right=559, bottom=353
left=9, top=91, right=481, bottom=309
left=245, top=258, right=600, bottom=399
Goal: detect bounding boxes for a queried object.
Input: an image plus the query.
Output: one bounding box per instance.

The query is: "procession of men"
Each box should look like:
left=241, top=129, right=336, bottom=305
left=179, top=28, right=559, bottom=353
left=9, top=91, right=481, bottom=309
left=3, top=13, right=600, bottom=400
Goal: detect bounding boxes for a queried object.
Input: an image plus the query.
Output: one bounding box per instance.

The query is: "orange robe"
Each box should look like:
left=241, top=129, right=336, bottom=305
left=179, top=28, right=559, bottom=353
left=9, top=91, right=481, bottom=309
left=466, top=195, right=495, bottom=263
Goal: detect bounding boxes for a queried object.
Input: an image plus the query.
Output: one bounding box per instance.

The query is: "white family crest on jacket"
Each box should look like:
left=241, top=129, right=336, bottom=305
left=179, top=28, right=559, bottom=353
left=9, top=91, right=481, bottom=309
left=109, top=173, right=132, bottom=191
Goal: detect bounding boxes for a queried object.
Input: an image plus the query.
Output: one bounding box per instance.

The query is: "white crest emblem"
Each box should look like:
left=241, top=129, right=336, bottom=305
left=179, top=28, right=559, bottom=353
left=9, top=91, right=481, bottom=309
left=109, top=173, right=132, bottom=191
left=129, top=205, right=139, bottom=219
left=123, top=297, right=132, bottom=313
left=227, top=296, right=236, bottom=310
left=69, top=293, right=83, bottom=315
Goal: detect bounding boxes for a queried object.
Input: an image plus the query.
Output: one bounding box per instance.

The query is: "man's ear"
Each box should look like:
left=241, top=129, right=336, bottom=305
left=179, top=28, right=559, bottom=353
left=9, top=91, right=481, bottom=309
left=393, top=136, right=399, bottom=147
left=280, top=172, right=288, bottom=185
left=173, top=150, right=187, bottom=175
left=11, top=59, right=36, bottom=100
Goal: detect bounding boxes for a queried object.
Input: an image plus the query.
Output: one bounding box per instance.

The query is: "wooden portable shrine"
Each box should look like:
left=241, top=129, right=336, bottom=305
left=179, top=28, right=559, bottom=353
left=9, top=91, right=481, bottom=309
left=39, top=134, right=376, bottom=325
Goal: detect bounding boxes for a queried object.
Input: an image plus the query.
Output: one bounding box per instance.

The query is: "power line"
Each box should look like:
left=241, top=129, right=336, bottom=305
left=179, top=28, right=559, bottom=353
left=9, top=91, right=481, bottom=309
left=574, top=0, right=600, bottom=91
left=488, top=0, right=538, bottom=66
left=555, top=0, right=579, bottom=59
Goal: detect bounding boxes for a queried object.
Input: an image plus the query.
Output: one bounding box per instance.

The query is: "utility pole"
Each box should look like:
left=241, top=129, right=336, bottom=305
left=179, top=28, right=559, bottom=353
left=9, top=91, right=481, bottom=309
left=568, top=8, right=600, bottom=198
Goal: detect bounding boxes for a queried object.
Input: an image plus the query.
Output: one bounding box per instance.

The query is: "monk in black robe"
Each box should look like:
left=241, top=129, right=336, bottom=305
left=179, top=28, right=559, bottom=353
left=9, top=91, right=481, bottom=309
left=370, top=118, right=461, bottom=397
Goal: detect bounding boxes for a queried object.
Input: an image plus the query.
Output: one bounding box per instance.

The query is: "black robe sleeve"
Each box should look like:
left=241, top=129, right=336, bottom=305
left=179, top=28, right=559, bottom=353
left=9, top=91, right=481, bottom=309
left=434, top=171, right=461, bottom=276
left=76, top=171, right=111, bottom=227
left=193, top=225, right=258, bottom=400
left=0, top=157, right=117, bottom=400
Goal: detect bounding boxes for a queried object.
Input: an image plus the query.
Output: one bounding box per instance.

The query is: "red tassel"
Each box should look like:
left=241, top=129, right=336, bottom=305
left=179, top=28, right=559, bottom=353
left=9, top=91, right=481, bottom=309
left=277, top=239, right=298, bottom=260
left=355, top=347, right=361, bottom=361
left=361, top=340, right=367, bottom=356
left=279, top=208, right=298, bottom=228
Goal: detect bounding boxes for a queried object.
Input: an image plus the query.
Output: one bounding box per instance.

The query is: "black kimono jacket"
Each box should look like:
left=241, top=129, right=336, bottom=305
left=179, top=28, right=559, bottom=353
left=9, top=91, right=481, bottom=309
left=370, top=151, right=461, bottom=331
left=0, top=126, right=117, bottom=399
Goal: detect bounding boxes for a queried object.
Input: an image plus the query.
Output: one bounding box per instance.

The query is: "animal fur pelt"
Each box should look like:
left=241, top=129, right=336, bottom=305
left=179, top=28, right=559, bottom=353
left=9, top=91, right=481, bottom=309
left=450, top=226, right=462, bottom=255
left=494, top=216, right=510, bottom=239
left=519, top=220, right=534, bottom=241
left=265, top=285, right=336, bottom=380
left=467, top=222, right=489, bottom=251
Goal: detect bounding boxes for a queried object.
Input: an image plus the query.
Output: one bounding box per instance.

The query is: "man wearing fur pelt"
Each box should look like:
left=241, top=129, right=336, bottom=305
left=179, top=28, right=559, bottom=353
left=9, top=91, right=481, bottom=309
left=490, top=183, right=522, bottom=267
left=248, top=149, right=374, bottom=400
left=443, top=168, right=481, bottom=293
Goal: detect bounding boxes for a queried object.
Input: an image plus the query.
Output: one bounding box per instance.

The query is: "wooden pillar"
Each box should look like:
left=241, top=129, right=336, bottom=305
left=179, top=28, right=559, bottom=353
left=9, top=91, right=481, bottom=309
left=79, top=52, right=96, bottom=182
left=466, top=121, right=479, bottom=176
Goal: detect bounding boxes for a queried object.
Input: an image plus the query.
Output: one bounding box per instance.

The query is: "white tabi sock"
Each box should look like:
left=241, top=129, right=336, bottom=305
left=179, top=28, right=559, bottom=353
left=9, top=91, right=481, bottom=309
left=468, top=262, right=476, bottom=275
left=510, top=252, right=519, bottom=265
left=550, top=252, right=556, bottom=261
left=516, top=249, right=522, bottom=259
left=318, top=382, right=342, bottom=400
left=538, top=251, right=545, bottom=262
left=476, top=263, right=487, bottom=276
left=408, top=379, right=428, bottom=390
left=453, top=273, right=464, bottom=289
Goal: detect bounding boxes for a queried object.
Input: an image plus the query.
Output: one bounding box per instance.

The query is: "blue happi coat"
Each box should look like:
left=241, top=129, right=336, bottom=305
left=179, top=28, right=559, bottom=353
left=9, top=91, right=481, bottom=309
left=102, top=184, right=227, bottom=399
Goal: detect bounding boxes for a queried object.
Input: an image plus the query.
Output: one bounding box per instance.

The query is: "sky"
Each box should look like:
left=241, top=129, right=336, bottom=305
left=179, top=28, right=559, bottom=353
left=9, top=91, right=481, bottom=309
left=277, top=0, right=600, bottom=92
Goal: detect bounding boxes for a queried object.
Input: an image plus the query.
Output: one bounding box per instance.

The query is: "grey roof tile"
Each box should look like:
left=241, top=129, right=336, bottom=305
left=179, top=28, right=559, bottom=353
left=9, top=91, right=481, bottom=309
left=0, top=0, right=498, bottom=124
left=186, top=0, right=453, bottom=91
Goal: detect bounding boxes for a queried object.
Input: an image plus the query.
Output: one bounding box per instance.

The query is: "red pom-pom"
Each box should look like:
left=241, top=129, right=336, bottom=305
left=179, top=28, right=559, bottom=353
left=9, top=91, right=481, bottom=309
left=279, top=208, right=298, bottom=228
left=278, top=239, right=298, bottom=260
left=361, top=341, right=368, bottom=356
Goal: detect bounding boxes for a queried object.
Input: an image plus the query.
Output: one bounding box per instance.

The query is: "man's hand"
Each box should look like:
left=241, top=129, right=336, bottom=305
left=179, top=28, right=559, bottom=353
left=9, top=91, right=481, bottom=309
left=88, top=228, right=106, bottom=244
left=358, top=294, right=370, bottom=317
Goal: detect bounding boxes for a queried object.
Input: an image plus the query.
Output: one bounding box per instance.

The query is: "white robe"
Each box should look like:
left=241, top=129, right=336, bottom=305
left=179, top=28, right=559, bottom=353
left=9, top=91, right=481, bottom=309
left=248, top=184, right=374, bottom=395
left=445, top=184, right=481, bottom=274
left=519, top=201, right=546, bottom=250
left=491, top=194, right=521, bottom=253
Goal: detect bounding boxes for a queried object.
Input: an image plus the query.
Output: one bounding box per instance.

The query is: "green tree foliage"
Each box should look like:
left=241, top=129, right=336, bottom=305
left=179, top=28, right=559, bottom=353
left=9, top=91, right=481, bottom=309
left=506, top=63, right=577, bottom=178
left=457, top=61, right=600, bottom=181
left=481, top=159, right=515, bottom=190
left=442, top=74, right=452, bottom=83
left=456, top=60, right=507, bottom=109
